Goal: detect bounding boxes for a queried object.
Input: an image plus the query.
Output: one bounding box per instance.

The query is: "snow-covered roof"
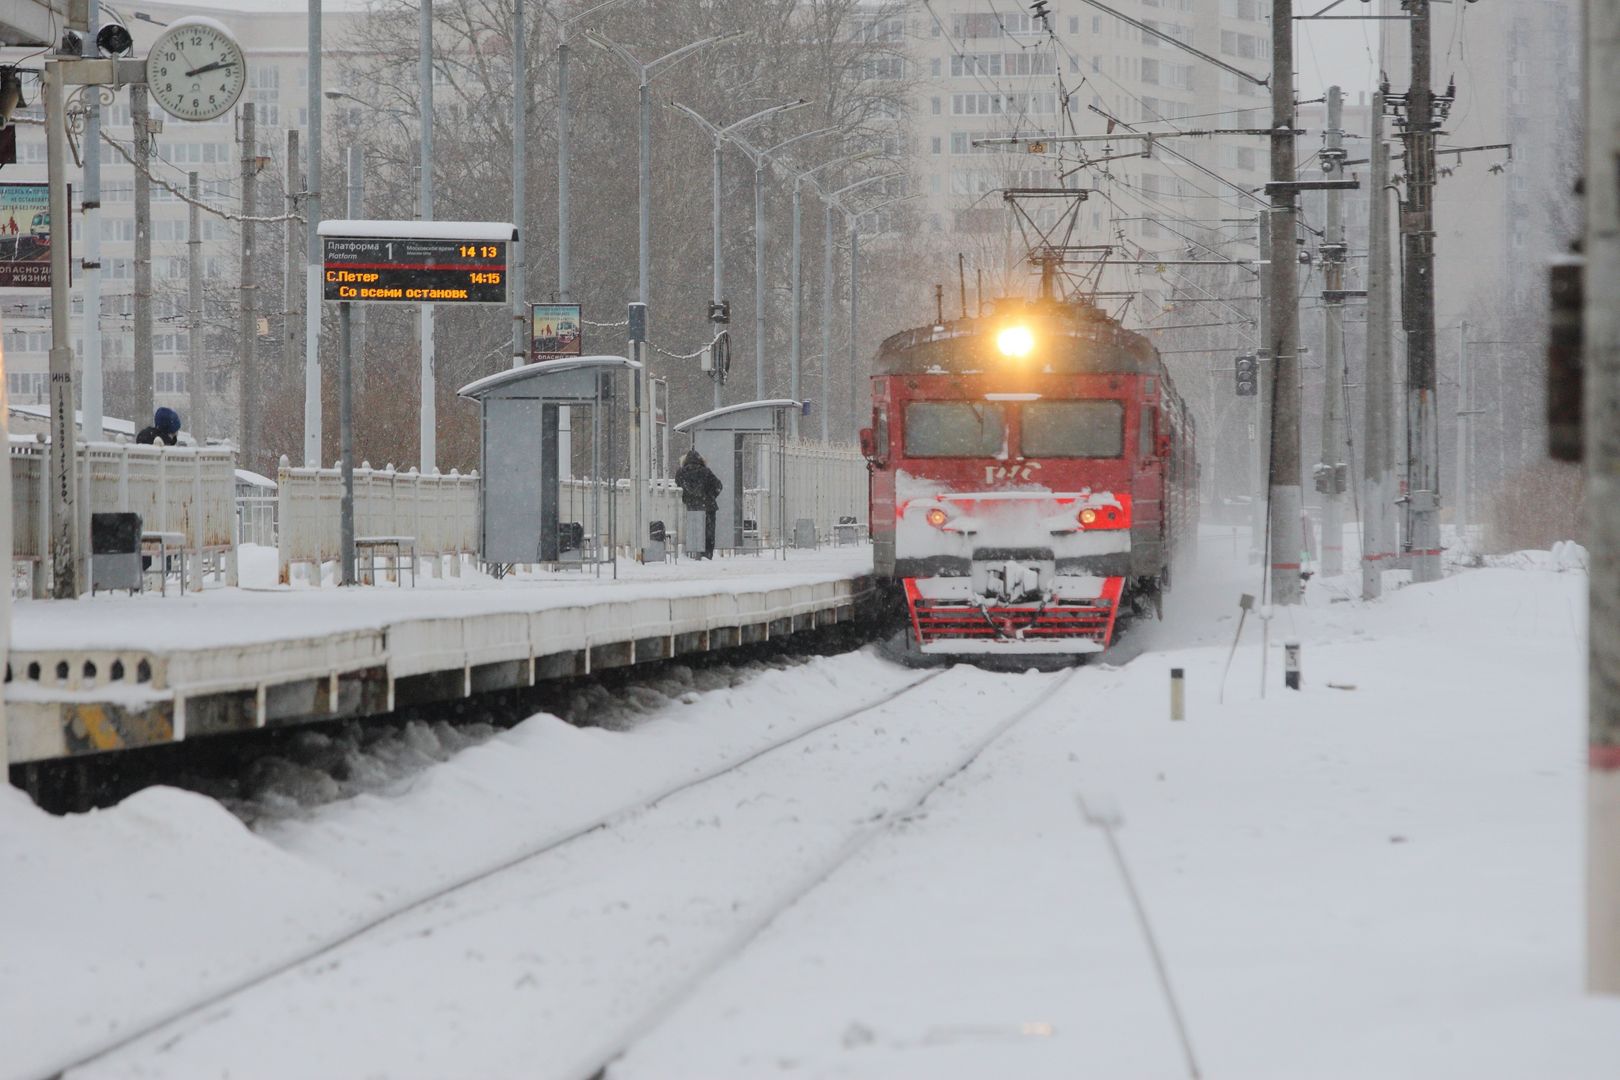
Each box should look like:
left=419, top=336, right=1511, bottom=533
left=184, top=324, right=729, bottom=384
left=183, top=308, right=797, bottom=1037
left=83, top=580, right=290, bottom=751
left=235, top=468, right=277, bottom=490
left=674, top=399, right=802, bottom=433
left=318, top=220, right=518, bottom=242
left=457, top=356, right=641, bottom=399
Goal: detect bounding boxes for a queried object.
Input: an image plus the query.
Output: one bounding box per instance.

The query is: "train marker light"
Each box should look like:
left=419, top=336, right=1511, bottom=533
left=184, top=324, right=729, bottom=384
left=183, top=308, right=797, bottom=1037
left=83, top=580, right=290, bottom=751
left=996, top=325, right=1035, bottom=359
left=1078, top=508, right=1099, bottom=526
left=925, top=507, right=950, bottom=528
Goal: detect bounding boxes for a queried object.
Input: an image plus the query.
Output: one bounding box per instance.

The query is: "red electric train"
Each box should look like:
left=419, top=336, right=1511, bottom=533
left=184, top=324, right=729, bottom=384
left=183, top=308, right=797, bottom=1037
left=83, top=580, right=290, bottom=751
left=860, top=294, right=1198, bottom=659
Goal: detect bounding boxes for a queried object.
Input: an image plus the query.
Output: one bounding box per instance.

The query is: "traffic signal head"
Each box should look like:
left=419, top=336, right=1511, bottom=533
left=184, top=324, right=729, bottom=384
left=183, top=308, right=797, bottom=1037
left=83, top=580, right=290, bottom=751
left=1235, top=353, right=1257, bottom=396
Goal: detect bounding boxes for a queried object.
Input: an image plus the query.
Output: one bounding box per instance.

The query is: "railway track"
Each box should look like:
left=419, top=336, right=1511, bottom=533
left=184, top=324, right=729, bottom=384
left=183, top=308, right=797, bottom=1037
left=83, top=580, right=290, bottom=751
left=576, top=664, right=1083, bottom=1080
left=51, top=666, right=950, bottom=1080
left=63, top=655, right=1102, bottom=1079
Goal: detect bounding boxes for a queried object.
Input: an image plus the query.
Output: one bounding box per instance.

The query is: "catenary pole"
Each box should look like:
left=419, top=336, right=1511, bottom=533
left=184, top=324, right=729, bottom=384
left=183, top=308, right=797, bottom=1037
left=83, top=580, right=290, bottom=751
left=1397, top=0, right=1442, bottom=582
left=132, top=82, right=154, bottom=430
left=847, top=218, right=858, bottom=442
left=238, top=103, right=257, bottom=469
left=1266, top=0, right=1303, bottom=605
left=304, top=0, right=323, bottom=466
left=420, top=0, right=437, bottom=468
left=189, top=172, right=205, bottom=444
left=1318, top=86, right=1346, bottom=576
left=1587, top=0, right=1620, bottom=995
left=81, top=2, right=103, bottom=439
left=1252, top=207, right=1270, bottom=561
left=1362, top=93, right=1395, bottom=600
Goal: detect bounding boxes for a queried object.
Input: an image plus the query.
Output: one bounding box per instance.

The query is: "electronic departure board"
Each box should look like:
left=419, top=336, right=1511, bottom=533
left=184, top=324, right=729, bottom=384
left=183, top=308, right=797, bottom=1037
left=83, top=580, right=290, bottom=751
left=322, top=232, right=509, bottom=305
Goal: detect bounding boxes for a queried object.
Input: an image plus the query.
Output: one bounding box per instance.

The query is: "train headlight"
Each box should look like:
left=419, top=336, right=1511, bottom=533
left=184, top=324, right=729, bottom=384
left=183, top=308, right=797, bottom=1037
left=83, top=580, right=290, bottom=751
left=996, top=325, right=1035, bottom=359
left=1078, top=508, right=1098, bottom=526
left=925, top=507, right=950, bottom=528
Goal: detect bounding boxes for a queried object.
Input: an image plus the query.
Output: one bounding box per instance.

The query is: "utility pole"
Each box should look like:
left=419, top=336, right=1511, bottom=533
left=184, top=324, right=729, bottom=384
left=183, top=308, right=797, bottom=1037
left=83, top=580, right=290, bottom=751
left=238, top=102, right=257, bottom=468
left=81, top=3, right=104, bottom=439
left=821, top=197, right=834, bottom=442
left=1265, top=0, right=1303, bottom=605
left=304, top=0, right=323, bottom=466
left=511, top=0, right=527, bottom=373
left=346, top=146, right=365, bottom=391
left=188, top=171, right=205, bottom=443
left=1317, top=85, right=1347, bottom=576
left=847, top=219, right=858, bottom=440
left=285, top=128, right=301, bottom=393
left=1390, top=0, right=1445, bottom=583
left=132, top=82, right=154, bottom=430
left=1362, top=93, right=1396, bottom=600
left=1587, top=0, right=1620, bottom=996
left=1456, top=320, right=1470, bottom=552
left=420, top=0, right=437, bottom=469
left=42, top=55, right=79, bottom=597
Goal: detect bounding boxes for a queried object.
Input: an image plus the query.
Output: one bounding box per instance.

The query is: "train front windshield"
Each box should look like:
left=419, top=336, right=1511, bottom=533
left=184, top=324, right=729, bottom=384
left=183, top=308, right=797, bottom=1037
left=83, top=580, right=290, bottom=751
left=1019, top=401, right=1124, bottom=458
left=904, top=402, right=1006, bottom=457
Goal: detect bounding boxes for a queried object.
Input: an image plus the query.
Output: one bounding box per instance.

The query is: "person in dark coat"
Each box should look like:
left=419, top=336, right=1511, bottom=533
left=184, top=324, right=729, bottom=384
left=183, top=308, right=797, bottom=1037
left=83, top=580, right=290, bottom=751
left=675, top=448, right=723, bottom=558
left=135, top=407, right=181, bottom=446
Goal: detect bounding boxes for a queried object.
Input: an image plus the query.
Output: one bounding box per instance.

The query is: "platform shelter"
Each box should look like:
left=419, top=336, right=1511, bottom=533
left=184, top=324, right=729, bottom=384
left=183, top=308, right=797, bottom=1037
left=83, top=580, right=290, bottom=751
left=458, top=356, right=639, bottom=571
left=674, top=400, right=801, bottom=557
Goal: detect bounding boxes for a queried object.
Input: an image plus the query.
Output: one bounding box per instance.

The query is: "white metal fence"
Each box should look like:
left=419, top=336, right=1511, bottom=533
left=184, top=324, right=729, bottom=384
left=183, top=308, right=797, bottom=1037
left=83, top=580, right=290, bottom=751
left=276, top=457, right=480, bottom=583
left=752, top=440, right=869, bottom=545
left=11, top=438, right=239, bottom=596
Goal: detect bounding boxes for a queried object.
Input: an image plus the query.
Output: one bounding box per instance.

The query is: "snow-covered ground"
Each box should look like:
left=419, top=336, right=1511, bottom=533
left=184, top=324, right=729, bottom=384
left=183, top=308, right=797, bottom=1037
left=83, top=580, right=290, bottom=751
left=3, top=529, right=1617, bottom=1079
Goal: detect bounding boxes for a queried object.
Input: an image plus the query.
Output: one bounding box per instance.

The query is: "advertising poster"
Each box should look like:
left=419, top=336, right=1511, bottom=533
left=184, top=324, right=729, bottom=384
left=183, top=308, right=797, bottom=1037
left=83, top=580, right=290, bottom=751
left=532, top=303, right=583, bottom=359
left=0, top=183, right=67, bottom=288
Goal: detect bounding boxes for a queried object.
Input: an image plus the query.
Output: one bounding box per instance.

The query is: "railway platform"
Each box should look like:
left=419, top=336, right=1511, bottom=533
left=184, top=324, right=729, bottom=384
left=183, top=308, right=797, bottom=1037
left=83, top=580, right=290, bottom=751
left=4, top=545, right=874, bottom=766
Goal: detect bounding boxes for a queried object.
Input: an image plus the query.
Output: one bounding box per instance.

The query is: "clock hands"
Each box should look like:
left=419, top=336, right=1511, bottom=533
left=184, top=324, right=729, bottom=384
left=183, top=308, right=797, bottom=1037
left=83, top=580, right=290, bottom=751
left=184, top=59, right=236, bottom=78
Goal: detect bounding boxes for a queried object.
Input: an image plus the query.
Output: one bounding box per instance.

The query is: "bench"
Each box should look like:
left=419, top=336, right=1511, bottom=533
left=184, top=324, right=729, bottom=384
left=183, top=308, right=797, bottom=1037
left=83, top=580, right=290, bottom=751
left=356, top=535, right=417, bottom=587
left=140, top=531, right=189, bottom=596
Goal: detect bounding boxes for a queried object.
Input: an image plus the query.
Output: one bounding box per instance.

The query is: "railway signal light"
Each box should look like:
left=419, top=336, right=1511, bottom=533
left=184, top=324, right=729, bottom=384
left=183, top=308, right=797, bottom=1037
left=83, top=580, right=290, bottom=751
left=1235, top=353, right=1257, bottom=396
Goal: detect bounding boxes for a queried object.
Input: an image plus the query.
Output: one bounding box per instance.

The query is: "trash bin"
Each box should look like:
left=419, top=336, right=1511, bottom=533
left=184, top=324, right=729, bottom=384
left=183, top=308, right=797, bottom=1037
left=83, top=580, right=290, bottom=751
left=91, top=512, right=142, bottom=594
left=645, top=520, right=667, bottom=563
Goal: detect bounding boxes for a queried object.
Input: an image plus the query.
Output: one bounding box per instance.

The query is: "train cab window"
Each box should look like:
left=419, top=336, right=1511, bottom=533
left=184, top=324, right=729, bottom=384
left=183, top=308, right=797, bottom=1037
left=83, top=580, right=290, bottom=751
left=903, top=402, right=1006, bottom=457
left=1019, top=401, right=1124, bottom=458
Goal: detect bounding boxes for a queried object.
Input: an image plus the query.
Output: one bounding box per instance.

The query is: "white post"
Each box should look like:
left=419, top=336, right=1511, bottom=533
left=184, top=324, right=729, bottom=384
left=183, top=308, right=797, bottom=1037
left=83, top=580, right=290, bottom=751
left=1589, top=0, right=1620, bottom=995
left=420, top=0, right=437, bottom=469
left=81, top=3, right=104, bottom=440
left=304, top=0, right=324, bottom=466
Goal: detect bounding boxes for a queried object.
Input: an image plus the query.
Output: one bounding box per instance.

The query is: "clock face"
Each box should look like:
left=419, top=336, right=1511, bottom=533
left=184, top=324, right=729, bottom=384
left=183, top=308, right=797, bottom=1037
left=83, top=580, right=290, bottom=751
left=145, top=18, right=247, bottom=123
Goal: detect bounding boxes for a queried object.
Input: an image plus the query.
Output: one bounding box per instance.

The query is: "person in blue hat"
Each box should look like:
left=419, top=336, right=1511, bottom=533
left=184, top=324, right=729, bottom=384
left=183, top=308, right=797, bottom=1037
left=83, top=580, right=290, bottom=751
left=136, top=407, right=181, bottom=446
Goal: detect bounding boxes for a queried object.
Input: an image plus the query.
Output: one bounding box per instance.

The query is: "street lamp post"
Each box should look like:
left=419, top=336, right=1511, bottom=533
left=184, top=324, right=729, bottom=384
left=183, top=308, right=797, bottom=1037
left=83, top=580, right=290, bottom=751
left=583, top=30, right=740, bottom=559
left=558, top=0, right=632, bottom=304
left=669, top=99, right=811, bottom=409
left=815, top=172, right=904, bottom=442
left=789, top=150, right=879, bottom=438
left=731, top=128, right=835, bottom=402
left=839, top=192, right=920, bottom=440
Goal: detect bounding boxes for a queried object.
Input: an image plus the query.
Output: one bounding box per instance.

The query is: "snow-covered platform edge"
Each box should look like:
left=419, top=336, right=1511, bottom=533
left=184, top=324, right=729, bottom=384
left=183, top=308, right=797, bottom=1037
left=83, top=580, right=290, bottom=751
left=5, top=573, right=874, bottom=765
